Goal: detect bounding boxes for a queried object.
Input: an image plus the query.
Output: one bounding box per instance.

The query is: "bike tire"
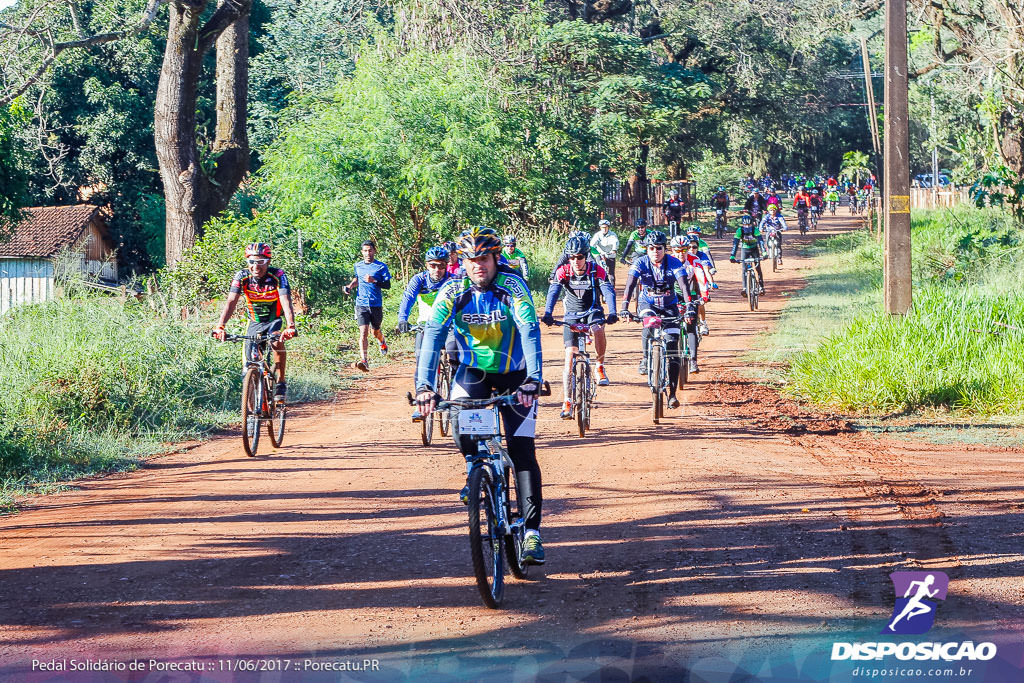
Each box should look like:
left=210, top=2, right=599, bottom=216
left=467, top=466, right=504, bottom=609
left=503, top=465, right=529, bottom=580
left=241, top=367, right=261, bottom=457
left=268, top=379, right=286, bottom=449
left=651, top=344, right=663, bottom=424
left=772, top=245, right=779, bottom=272
left=747, top=271, right=757, bottom=311
left=420, top=400, right=434, bottom=446
left=438, top=360, right=452, bottom=437
left=574, top=361, right=587, bottom=438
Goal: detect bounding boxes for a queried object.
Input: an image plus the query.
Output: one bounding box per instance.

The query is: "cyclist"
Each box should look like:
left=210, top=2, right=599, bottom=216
left=398, top=246, right=455, bottom=419
left=542, top=235, right=617, bottom=417
left=825, top=186, right=840, bottom=214
left=711, top=185, right=730, bottom=214
left=549, top=229, right=598, bottom=280
left=809, top=189, right=824, bottom=226
left=414, top=226, right=546, bottom=565
left=663, top=188, right=686, bottom=237
left=343, top=240, right=392, bottom=372
left=684, top=225, right=718, bottom=288
left=442, top=241, right=461, bottom=276
left=671, top=235, right=711, bottom=341
left=212, top=243, right=297, bottom=401
left=619, top=230, right=692, bottom=409
left=765, top=189, right=782, bottom=211
left=620, top=217, right=650, bottom=265
left=730, top=214, right=765, bottom=295
left=501, top=235, right=529, bottom=278
left=847, top=183, right=858, bottom=213
left=744, top=189, right=767, bottom=225
left=590, top=218, right=620, bottom=286
left=759, top=204, right=788, bottom=265
left=792, top=187, right=811, bottom=230
left=857, top=184, right=871, bottom=212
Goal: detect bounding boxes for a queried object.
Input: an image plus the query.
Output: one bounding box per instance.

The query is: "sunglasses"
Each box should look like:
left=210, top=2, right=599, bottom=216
left=647, top=246, right=665, bottom=251
left=247, top=258, right=269, bottom=265
left=569, top=254, right=587, bottom=261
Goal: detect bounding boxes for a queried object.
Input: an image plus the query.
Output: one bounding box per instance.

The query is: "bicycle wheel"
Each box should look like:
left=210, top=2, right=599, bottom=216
left=679, top=342, right=688, bottom=389
left=650, top=344, right=663, bottom=424
left=241, top=367, right=261, bottom=457
left=420, top=398, right=434, bottom=446
left=438, top=359, right=452, bottom=437
left=574, top=361, right=587, bottom=438
left=268, top=381, right=286, bottom=448
left=772, top=244, right=779, bottom=272
left=467, top=466, right=505, bottom=609
left=747, top=270, right=757, bottom=311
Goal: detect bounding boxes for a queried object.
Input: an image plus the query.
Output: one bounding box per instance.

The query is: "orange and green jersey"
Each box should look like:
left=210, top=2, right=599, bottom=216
left=229, top=268, right=290, bottom=322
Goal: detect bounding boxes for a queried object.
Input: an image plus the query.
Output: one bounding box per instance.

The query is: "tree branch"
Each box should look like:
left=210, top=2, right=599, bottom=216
left=0, top=0, right=167, bottom=107
left=196, top=0, right=252, bottom=55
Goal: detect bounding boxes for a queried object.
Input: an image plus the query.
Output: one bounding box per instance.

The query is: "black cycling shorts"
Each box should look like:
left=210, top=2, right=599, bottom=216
left=244, top=318, right=283, bottom=364
left=355, top=306, right=383, bottom=329
left=561, top=309, right=605, bottom=347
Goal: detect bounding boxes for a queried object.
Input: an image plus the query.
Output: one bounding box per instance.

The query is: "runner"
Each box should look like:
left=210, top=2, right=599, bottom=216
left=212, top=243, right=298, bottom=400
left=542, top=236, right=617, bottom=416
left=414, top=226, right=546, bottom=564
left=342, top=240, right=392, bottom=372
left=619, top=231, right=692, bottom=410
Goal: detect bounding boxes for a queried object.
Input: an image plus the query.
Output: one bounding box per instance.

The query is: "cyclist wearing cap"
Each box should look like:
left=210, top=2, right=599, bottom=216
left=343, top=240, right=392, bottom=372
left=501, top=235, right=529, bottom=278
left=542, top=235, right=618, bottom=417
left=213, top=243, right=297, bottom=401
left=399, top=246, right=456, bottom=419
left=730, top=214, right=765, bottom=295
left=415, top=226, right=547, bottom=565
left=619, top=230, right=692, bottom=410
left=590, top=219, right=620, bottom=286
left=621, top=217, right=650, bottom=265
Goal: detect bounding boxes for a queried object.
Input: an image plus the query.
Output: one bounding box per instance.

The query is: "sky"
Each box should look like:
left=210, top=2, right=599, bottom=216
left=0, top=0, right=16, bottom=8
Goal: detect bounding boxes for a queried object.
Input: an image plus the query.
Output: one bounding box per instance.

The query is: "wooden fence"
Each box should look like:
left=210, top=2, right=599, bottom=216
left=909, top=186, right=969, bottom=210
left=602, top=180, right=697, bottom=228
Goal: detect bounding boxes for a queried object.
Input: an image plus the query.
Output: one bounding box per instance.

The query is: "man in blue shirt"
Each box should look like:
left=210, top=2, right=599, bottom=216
left=343, top=240, right=392, bottom=371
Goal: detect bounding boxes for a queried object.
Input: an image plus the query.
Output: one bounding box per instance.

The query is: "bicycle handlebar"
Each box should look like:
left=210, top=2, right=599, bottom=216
left=406, top=382, right=552, bottom=409
left=224, top=332, right=282, bottom=343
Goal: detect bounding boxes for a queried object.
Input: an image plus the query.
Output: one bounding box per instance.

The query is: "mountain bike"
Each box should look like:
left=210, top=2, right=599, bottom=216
left=631, top=312, right=682, bottom=424
left=766, top=230, right=782, bottom=272
left=410, top=325, right=453, bottom=446
left=828, top=199, right=837, bottom=216
left=714, top=209, right=727, bottom=239
left=810, top=207, right=820, bottom=230
left=797, top=209, right=808, bottom=235
left=225, top=332, right=285, bottom=457
left=553, top=318, right=597, bottom=437
left=848, top=195, right=858, bottom=214
left=668, top=220, right=679, bottom=239
left=410, top=385, right=550, bottom=608
left=741, top=257, right=762, bottom=311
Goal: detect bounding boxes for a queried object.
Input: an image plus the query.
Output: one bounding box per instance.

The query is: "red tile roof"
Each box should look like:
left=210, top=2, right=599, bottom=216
left=0, top=205, right=104, bottom=258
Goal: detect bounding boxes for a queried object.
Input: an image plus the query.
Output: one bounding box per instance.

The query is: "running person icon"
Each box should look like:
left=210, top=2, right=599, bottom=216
left=888, top=574, right=939, bottom=632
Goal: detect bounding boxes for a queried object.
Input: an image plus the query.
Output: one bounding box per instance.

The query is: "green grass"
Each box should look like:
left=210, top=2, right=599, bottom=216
left=758, top=206, right=1024, bottom=417
left=0, top=295, right=355, bottom=512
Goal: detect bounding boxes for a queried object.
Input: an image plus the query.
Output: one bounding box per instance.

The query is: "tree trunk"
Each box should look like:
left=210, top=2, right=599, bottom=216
left=999, top=108, right=1024, bottom=177
left=156, top=0, right=252, bottom=267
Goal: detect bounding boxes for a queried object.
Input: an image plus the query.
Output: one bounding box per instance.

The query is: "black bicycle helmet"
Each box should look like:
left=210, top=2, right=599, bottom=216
left=564, top=235, right=591, bottom=256
left=455, top=226, right=502, bottom=259
left=635, top=217, right=648, bottom=227
left=645, top=230, right=668, bottom=247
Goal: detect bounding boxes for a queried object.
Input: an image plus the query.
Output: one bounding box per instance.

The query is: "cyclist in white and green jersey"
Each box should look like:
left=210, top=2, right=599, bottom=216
left=415, top=227, right=546, bottom=565
left=501, top=234, right=529, bottom=278
left=620, top=217, right=650, bottom=264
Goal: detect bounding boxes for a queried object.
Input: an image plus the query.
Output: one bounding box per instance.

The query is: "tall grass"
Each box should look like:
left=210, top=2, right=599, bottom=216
left=774, top=207, right=1024, bottom=415
left=0, top=296, right=344, bottom=510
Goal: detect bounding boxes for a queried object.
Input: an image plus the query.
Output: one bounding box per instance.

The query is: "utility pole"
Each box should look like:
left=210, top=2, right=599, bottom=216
left=883, top=0, right=912, bottom=314
left=931, top=94, right=940, bottom=205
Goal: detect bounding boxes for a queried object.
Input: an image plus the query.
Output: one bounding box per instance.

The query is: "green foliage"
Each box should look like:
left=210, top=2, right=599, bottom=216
left=971, top=165, right=1024, bottom=224
left=840, top=151, right=872, bottom=185
left=689, top=150, right=745, bottom=201
left=0, top=99, right=30, bottom=224
left=777, top=207, right=1024, bottom=415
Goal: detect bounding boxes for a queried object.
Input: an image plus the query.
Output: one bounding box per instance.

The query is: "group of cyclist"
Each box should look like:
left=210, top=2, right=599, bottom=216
left=208, top=174, right=849, bottom=568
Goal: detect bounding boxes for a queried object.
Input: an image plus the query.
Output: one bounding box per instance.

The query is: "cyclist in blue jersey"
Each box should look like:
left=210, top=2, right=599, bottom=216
left=415, top=227, right=546, bottom=565
left=343, top=240, right=392, bottom=372
left=398, top=246, right=456, bottom=419
left=618, top=230, right=692, bottom=409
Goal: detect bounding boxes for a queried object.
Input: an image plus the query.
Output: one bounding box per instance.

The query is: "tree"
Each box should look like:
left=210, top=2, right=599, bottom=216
left=841, top=150, right=872, bottom=185
left=0, top=100, right=30, bottom=225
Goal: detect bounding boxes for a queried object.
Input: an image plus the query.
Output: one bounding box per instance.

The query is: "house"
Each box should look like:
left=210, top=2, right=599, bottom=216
left=0, top=205, right=119, bottom=314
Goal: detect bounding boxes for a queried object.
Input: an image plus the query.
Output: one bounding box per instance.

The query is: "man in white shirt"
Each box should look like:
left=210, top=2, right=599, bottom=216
left=590, top=219, right=620, bottom=286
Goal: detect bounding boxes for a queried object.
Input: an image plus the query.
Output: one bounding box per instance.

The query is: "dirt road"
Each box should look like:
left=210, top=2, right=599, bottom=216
left=2, top=214, right=1023, bottom=681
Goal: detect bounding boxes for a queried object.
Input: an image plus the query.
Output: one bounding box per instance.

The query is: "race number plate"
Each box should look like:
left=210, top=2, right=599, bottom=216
left=458, top=409, right=499, bottom=436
